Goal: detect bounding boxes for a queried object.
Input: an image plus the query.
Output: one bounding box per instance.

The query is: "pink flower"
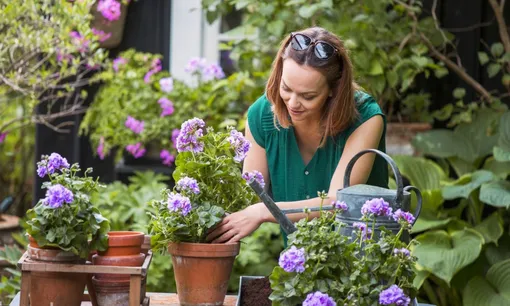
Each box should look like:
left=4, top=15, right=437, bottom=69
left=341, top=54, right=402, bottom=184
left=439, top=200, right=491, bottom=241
left=158, top=97, right=174, bottom=117
left=160, top=149, right=175, bottom=166
left=97, top=137, right=105, bottom=160
left=113, top=57, right=127, bottom=72
left=69, top=31, right=90, bottom=53
left=56, top=50, right=73, bottom=63
left=91, top=28, right=112, bottom=42
left=171, top=128, right=180, bottom=149
left=159, top=77, right=173, bottom=93
left=185, top=57, right=207, bottom=74
left=144, top=58, right=163, bottom=83
left=126, top=143, right=146, bottom=158
left=0, top=132, right=7, bottom=143
left=125, top=116, right=144, bottom=134
left=97, top=0, right=122, bottom=21
left=144, top=70, right=154, bottom=83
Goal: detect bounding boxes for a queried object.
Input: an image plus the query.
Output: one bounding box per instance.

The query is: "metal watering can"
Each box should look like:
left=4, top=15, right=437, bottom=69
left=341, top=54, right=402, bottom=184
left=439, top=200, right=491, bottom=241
left=248, top=149, right=422, bottom=243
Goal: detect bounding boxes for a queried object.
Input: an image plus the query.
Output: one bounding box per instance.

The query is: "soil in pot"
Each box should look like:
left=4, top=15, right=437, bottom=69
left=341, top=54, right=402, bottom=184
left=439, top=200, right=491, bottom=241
left=240, top=277, right=272, bottom=306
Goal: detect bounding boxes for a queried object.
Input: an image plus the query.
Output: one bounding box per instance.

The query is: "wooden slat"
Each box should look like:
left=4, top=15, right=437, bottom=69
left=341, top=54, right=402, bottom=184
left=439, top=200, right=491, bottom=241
left=129, top=275, right=142, bottom=306
left=19, top=271, right=30, bottom=306
left=21, top=261, right=142, bottom=274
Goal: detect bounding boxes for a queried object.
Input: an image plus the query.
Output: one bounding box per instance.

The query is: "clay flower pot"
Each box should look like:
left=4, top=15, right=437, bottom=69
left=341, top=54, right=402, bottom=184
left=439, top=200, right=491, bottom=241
left=27, top=236, right=87, bottom=306
left=92, top=231, right=145, bottom=306
left=168, top=242, right=240, bottom=306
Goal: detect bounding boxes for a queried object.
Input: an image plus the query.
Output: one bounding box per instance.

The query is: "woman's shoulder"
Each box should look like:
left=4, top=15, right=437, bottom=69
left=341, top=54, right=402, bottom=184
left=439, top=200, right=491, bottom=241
left=353, top=90, right=384, bottom=120
left=247, top=94, right=279, bottom=148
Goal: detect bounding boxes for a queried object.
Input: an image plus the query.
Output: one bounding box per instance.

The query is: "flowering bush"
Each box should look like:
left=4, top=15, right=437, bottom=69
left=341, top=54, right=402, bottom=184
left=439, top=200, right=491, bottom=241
left=80, top=49, right=257, bottom=166
left=23, top=153, right=110, bottom=259
left=269, top=194, right=417, bottom=306
left=147, top=118, right=259, bottom=250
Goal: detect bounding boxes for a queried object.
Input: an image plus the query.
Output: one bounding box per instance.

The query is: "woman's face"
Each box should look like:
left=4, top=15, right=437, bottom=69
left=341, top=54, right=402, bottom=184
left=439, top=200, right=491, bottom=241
left=279, top=58, right=330, bottom=124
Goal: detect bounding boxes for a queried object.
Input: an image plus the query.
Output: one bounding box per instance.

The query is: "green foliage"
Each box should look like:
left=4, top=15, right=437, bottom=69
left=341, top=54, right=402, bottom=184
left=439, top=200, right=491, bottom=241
left=23, top=157, right=110, bottom=259
left=0, top=245, right=23, bottom=305
left=269, top=195, right=417, bottom=305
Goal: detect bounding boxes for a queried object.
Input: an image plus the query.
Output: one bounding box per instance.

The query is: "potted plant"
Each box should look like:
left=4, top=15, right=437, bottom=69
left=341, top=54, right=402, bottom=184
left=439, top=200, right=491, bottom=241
left=238, top=193, right=422, bottom=306
left=147, top=117, right=260, bottom=305
left=23, top=153, right=110, bottom=306
left=90, top=0, right=132, bottom=49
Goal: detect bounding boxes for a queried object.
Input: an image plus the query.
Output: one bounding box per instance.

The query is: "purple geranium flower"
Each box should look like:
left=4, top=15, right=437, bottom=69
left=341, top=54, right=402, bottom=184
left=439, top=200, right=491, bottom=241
left=393, top=209, right=415, bottom=225
left=97, top=0, right=122, bottom=21
left=158, top=97, right=174, bottom=117
left=125, top=142, right=146, bottom=158
left=303, top=291, right=336, bottom=306
left=184, top=57, right=207, bottom=74
left=176, top=118, right=205, bottom=153
left=353, top=222, right=372, bottom=240
left=0, top=132, right=7, bottom=143
left=159, top=77, right=173, bottom=93
left=176, top=177, right=200, bottom=195
left=144, top=58, right=162, bottom=83
left=167, top=192, right=192, bottom=216
left=125, top=116, right=144, bottom=134
left=36, top=153, right=70, bottom=178
left=379, top=285, right=411, bottom=306
left=97, top=137, right=106, bottom=160
left=42, top=184, right=74, bottom=208
left=113, top=57, right=127, bottom=72
left=242, top=170, right=265, bottom=188
left=278, top=246, right=306, bottom=273
left=332, top=200, right=348, bottom=212
left=361, top=198, right=392, bottom=217
left=171, top=128, right=180, bottom=149
left=160, top=149, right=175, bottom=166
left=202, top=63, right=225, bottom=81
left=227, top=129, right=251, bottom=162
left=393, top=248, right=411, bottom=257
left=91, top=28, right=112, bottom=42
left=69, top=31, right=89, bottom=53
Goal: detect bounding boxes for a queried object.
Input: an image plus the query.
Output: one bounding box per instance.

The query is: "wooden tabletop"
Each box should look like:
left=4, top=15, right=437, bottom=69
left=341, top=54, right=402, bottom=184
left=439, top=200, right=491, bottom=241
left=10, top=292, right=239, bottom=306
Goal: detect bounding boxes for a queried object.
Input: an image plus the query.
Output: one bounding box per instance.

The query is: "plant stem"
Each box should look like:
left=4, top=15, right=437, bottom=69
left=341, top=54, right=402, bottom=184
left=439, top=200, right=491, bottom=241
left=422, top=280, right=441, bottom=306
left=489, top=0, right=510, bottom=56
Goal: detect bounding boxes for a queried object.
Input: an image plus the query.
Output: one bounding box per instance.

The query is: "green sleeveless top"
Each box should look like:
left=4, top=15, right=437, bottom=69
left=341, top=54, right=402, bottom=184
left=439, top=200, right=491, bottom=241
left=247, top=91, right=388, bottom=247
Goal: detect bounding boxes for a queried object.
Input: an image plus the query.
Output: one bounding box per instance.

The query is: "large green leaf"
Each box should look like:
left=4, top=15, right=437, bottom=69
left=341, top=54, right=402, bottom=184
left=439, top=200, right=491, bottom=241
left=474, top=212, right=504, bottom=245
left=485, top=235, right=510, bottom=266
left=411, top=212, right=451, bottom=234
left=494, top=112, right=510, bottom=162
left=412, top=265, right=430, bottom=289
left=483, top=157, right=510, bottom=179
left=479, top=180, right=510, bottom=207
left=412, top=229, right=484, bottom=284
left=463, top=259, right=510, bottom=306
left=412, top=109, right=501, bottom=162
left=442, top=170, right=495, bottom=200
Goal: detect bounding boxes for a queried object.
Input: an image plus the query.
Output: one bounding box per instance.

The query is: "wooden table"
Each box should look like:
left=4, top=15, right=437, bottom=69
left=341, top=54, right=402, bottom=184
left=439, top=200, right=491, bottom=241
left=9, top=292, right=239, bottom=306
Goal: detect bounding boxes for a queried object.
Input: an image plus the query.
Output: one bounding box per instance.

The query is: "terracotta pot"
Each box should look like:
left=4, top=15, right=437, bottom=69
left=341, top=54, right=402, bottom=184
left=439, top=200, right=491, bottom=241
left=168, top=242, right=240, bottom=306
left=92, top=253, right=145, bottom=280
left=27, top=241, right=86, bottom=306
left=92, top=277, right=144, bottom=306
left=98, top=231, right=145, bottom=256
left=141, top=234, right=151, bottom=255
left=90, top=0, right=129, bottom=49
left=386, top=122, right=432, bottom=156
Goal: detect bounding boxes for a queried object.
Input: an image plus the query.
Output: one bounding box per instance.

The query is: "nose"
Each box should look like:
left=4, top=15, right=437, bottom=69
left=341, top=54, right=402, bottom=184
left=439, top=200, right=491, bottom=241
left=288, top=94, right=300, bottom=109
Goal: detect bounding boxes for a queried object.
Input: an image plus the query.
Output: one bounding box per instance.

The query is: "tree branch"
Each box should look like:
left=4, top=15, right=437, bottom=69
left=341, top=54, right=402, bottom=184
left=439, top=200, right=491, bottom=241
left=489, top=0, right=510, bottom=55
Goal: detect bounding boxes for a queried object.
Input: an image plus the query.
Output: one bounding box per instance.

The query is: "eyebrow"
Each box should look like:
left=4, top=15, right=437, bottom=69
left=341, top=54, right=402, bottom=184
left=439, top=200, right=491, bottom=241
left=281, top=80, right=318, bottom=95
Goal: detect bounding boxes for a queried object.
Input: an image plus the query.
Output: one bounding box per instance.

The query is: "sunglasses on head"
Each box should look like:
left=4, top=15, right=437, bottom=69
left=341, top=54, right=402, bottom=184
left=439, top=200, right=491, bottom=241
left=289, top=33, right=338, bottom=60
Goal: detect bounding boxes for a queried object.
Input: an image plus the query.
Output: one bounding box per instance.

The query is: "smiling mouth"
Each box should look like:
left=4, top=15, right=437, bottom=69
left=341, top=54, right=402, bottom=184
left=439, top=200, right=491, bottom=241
left=289, top=108, right=304, bottom=114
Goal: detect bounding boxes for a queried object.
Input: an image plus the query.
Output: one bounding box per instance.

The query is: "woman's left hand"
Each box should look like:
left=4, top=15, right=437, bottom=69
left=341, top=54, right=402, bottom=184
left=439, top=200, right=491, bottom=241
left=206, top=203, right=265, bottom=243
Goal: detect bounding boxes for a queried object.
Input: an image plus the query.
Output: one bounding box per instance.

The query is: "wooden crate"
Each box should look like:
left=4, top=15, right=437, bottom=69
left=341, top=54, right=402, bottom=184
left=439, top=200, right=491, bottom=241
left=16, top=250, right=153, bottom=306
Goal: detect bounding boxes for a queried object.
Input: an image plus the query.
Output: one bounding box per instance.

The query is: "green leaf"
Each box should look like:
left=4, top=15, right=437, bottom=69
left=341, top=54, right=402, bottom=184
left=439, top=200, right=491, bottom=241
left=411, top=214, right=451, bottom=234
left=490, top=43, right=505, bottom=57
left=485, top=235, right=510, bottom=266
left=413, top=266, right=430, bottom=289
left=368, top=59, right=384, bottom=76
left=478, top=52, right=490, bottom=65
left=463, top=259, right=510, bottom=306
left=434, top=67, right=449, bottom=78
left=483, top=157, right=510, bottom=178
left=298, top=4, right=319, bottom=18
left=386, top=70, right=398, bottom=87
left=267, top=20, right=285, bottom=37
left=479, top=180, right=510, bottom=208
left=442, top=170, right=495, bottom=199
left=494, top=112, right=510, bottom=162
left=474, top=212, right=504, bottom=245
left=412, top=229, right=484, bottom=284
left=453, top=87, right=466, bottom=99
left=488, top=63, right=502, bottom=78
left=494, top=146, right=510, bottom=162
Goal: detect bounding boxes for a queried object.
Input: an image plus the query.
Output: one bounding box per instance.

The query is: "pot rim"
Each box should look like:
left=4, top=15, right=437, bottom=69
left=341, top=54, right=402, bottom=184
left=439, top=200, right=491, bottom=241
left=168, top=241, right=240, bottom=258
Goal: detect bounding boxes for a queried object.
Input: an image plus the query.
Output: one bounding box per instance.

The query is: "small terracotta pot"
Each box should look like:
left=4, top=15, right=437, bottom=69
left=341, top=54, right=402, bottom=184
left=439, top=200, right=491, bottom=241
left=98, top=231, right=145, bottom=256
left=92, top=277, right=144, bottom=306
left=92, top=253, right=145, bottom=280
left=141, top=234, right=151, bottom=255
left=168, top=242, right=240, bottom=306
left=27, top=238, right=86, bottom=306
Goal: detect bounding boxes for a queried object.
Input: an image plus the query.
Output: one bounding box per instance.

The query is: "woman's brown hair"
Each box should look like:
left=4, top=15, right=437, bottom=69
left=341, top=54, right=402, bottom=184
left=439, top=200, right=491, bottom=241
left=265, top=27, right=359, bottom=146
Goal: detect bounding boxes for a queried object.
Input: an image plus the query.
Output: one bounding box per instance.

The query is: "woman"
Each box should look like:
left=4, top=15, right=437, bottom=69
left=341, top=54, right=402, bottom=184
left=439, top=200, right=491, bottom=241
left=207, top=27, right=388, bottom=245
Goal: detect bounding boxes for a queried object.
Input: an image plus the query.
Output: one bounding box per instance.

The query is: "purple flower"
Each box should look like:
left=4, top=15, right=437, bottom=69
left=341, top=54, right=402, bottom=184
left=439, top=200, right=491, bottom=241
left=97, top=0, right=122, bottom=21
left=160, top=149, right=175, bottom=166
left=144, top=71, right=154, bottom=83
left=176, top=118, right=205, bottom=153
left=393, top=209, right=415, bottom=225
left=158, top=97, right=174, bottom=117
left=69, top=31, right=89, bottom=53
left=303, top=291, right=336, bottom=306
left=185, top=57, right=207, bottom=74
left=113, top=57, right=127, bottom=72
left=36, top=153, right=70, bottom=178
left=126, top=143, right=146, bottom=158
left=379, top=285, right=411, bottom=306
left=91, top=28, right=112, bottom=42
left=42, top=184, right=74, bottom=208
left=159, top=77, right=173, bottom=93
left=171, top=128, right=180, bottom=149
left=393, top=248, right=411, bottom=257
left=97, top=137, right=106, bottom=160
left=202, top=63, right=225, bottom=81
left=56, top=50, right=73, bottom=63
left=278, top=246, right=306, bottom=273
left=176, top=177, right=200, bottom=195
left=361, top=198, right=392, bottom=217
left=143, top=59, right=163, bottom=83
left=332, top=200, right=348, bottom=212
left=227, top=129, right=251, bottom=162
left=125, top=116, right=144, bottom=134
left=353, top=222, right=372, bottom=240
left=242, top=170, right=265, bottom=188
left=0, top=132, right=7, bottom=143
left=167, top=193, right=192, bottom=216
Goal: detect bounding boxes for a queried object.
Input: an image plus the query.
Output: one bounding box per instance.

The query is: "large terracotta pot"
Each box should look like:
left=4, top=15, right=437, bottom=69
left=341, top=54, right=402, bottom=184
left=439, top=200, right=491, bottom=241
left=27, top=236, right=87, bottom=306
left=168, top=242, right=240, bottom=306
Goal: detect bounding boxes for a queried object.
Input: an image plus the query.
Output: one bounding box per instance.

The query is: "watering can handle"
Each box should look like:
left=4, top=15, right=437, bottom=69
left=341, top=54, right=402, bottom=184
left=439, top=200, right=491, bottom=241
left=403, top=186, right=422, bottom=225
left=343, top=149, right=404, bottom=205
